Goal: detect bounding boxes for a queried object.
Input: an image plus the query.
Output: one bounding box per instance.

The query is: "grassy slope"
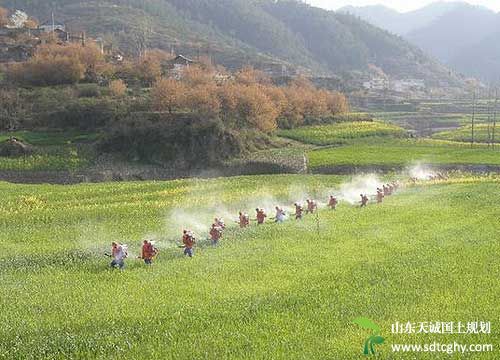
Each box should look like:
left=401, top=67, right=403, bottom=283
left=308, top=139, right=500, bottom=168
left=278, top=121, right=407, bottom=146
left=433, top=124, right=500, bottom=143
left=0, top=175, right=499, bottom=359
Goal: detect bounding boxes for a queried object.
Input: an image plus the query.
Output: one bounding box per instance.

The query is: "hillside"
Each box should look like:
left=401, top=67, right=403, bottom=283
left=2, top=0, right=461, bottom=84
left=406, top=4, right=498, bottom=64
left=339, top=1, right=462, bottom=35
left=451, top=28, right=500, bottom=81
left=340, top=1, right=500, bottom=81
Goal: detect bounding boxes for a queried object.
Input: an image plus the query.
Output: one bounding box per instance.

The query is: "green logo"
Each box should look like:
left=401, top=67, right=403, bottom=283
left=353, top=317, right=385, bottom=356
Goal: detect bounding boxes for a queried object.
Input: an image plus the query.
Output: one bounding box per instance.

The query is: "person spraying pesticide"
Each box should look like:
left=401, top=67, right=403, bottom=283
left=360, top=194, right=369, bottom=208
left=376, top=188, right=384, bottom=204
left=256, top=208, right=267, bottom=225
left=238, top=212, right=250, bottom=228
left=139, top=240, right=158, bottom=265
left=108, top=242, right=128, bottom=270
left=275, top=206, right=286, bottom=223
left=294, top=203, right=303, bottom=220
left=182, top=230, right=196, bottom=258
left=306, top=199, right=317, bottom=214
left=209, top=223, right=223, bottom=246
left=328, top=196, right=338, bottom=210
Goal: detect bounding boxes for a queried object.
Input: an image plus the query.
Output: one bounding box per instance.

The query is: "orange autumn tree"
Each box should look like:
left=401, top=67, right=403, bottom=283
left=217, top=83, right=239, bottom=122
left=8, top=42, right=107, bottom=86
left=235, top=84, right=279, bottom=132
left=151, top=78, right=187, bottom=113
left=186, top=83, right=221, bottom=117
left=235, top=66, right=271, bottom=86
left=326, top=91, right=349, bottom=115
left=135, top=49, right=173, bottom=86
left=182, top=65, right=214, bottom=87
left=108, top=79, right=127, bottom=97
left=147, top=64, right=348, bottom=133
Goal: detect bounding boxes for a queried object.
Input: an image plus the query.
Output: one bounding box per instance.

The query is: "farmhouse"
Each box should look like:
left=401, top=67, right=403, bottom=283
left=163, top=54, right=196, bottom=78
left=39, top=20, right=66, bottom=33
left=392, top=79, right=425, bottom=93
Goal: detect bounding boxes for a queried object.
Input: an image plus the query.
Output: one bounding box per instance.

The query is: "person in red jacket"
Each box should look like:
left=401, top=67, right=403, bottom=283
left=140, top=240, right=158, bottom=265
left=209, top=224, right=222, bottom=246
left=306, top=199, right=317, bottom=214
left=328, top=196, right=338, bottom=210
left=256, top=208, right=267, bottom=225
left=182, top=230, right=196, bottom=257
left=238, top=212, right=250, bottom=228
left=294, top=203, right=303, bottom=220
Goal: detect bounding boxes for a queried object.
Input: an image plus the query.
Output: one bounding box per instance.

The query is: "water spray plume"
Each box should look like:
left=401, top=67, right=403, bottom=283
left=338, top=174, right=382, bottom=205
left=408, top=163, right=436, bottom=181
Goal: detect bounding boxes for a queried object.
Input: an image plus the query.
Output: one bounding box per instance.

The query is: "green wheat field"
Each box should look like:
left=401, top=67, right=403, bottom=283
left=0, top=174, right=499, bottom=359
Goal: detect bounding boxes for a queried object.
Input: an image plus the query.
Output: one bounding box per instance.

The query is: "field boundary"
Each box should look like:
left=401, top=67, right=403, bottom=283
left=0, top=161, right=302, bottom=185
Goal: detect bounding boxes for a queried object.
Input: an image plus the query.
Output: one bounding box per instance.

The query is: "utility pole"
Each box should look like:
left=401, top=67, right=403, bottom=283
left=486, top=87, right=492, bottom=148
left=471, top=90, right=476, bottom=148
left=493, top=88, right=498, bottom=150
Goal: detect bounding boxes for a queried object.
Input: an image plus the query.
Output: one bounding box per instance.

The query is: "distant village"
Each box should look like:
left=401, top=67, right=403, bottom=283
left=0, top=11, right=123, bottom=64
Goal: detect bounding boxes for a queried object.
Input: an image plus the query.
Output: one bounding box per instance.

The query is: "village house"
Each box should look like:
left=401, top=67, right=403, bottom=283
left=392, top=79, right=425, bottom=93
left=39, top=20, right=66, bottom=33
left=162, top=54, right=195, bottom=79
left=363, top=77, right=388, bottom=91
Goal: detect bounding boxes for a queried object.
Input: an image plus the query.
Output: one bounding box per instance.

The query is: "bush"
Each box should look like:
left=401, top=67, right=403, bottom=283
left=77, top=84, right=102, bottom=98
left=6, top=43, right=107, bottom=86
left=108, top=80, right=127, bottom=97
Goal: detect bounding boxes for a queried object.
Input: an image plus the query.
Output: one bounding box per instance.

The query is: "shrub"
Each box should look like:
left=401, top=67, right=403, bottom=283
left=108, top=79, right=127, bottom=98
left=77, top=84, right=102, bottom=98
left=6, top=43, right=106, bottom=86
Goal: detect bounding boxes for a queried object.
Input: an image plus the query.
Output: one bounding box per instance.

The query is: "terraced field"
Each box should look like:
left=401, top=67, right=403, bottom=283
left=308, top=139, right=500, bottom=170
left=433, top=124, right=499, bottom=144
left=278, top=121, right=407, bottom=146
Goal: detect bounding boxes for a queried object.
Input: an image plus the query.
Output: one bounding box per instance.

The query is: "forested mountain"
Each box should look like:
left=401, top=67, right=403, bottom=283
left=340, top=1, right=500, bottom=81
left=339, top=2, right=461, bottom=35
left=406, top=5, right=498, bottom=63
left=451, top=28, right=500, bottom=82
left=2, top=0, right=461, bottom=85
